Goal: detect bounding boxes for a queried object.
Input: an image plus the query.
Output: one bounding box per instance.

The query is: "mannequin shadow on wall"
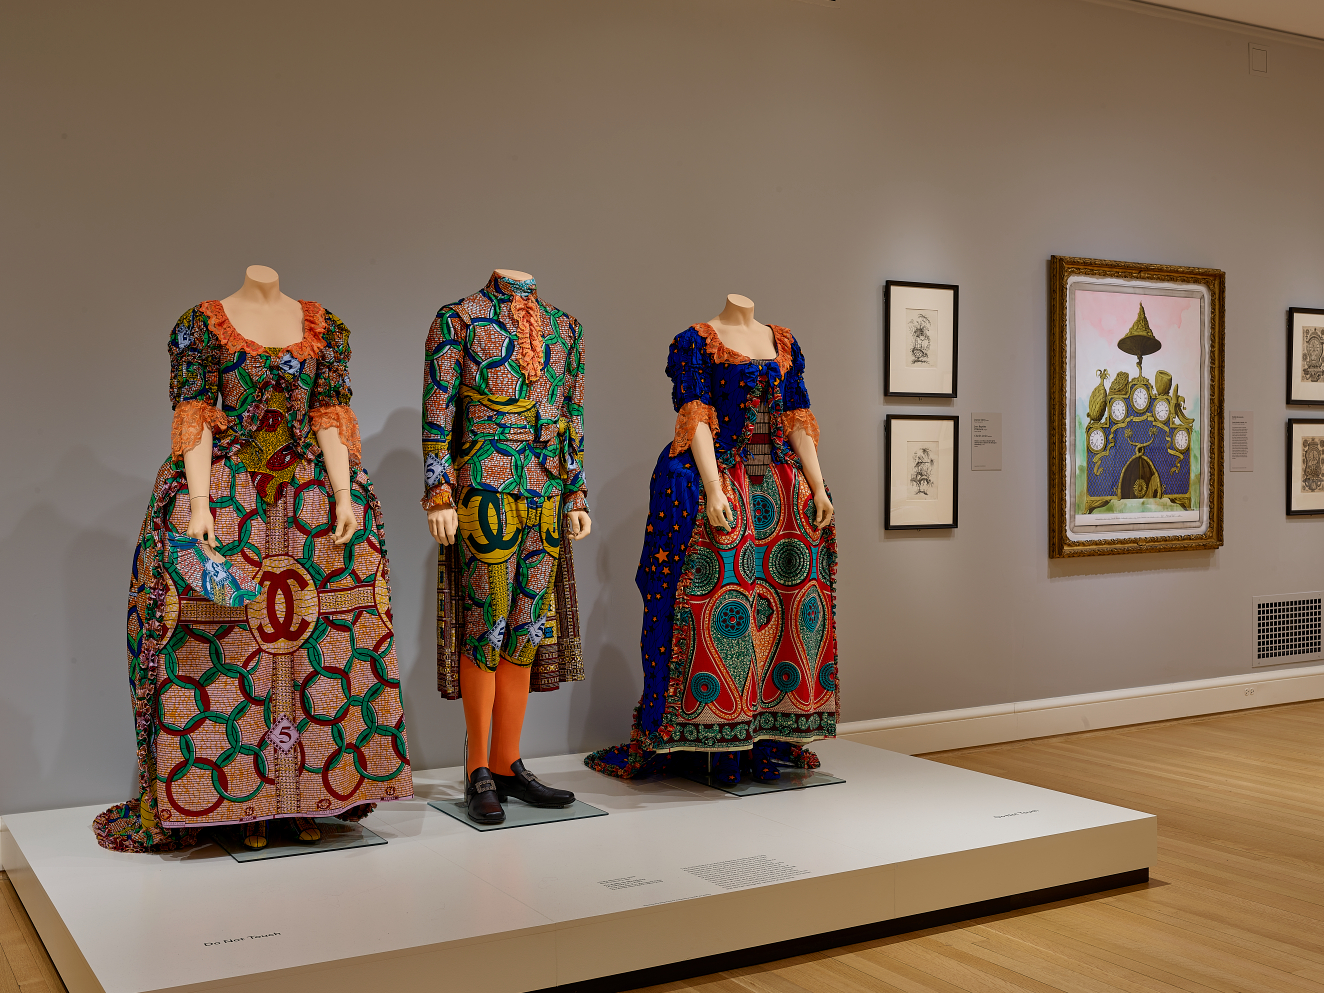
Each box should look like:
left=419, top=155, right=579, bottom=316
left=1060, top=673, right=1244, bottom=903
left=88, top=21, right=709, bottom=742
left=876, top=416, right=954, bottom=540
left=361, top=407, right=468, bottom=786
left=0, top=445, right=147, bottom=815
left=567, top=459, right=650, bottom=765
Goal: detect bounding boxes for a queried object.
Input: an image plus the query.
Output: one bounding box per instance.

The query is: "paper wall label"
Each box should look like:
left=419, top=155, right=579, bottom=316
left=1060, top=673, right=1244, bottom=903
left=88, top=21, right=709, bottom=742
left=972, top=413, right=1002, bottom=471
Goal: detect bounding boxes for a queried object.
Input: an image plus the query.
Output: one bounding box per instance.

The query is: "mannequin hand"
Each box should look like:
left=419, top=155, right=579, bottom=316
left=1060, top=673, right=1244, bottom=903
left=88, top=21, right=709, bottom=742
left=332, top=493, right=357, bottom=545
left=428, top=508, right=459, bottom=546
left=811, top=488, right=834, bottom=529
left=705, top=480, right=735, bottom=531
left=566, top=510, right=592, bottom=541
left=186, top=505, right=218, bottom=550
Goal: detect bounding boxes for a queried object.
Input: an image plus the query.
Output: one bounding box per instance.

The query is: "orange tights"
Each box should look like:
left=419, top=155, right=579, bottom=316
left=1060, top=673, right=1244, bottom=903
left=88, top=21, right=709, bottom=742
left=460, top=658, right=531, bottom=776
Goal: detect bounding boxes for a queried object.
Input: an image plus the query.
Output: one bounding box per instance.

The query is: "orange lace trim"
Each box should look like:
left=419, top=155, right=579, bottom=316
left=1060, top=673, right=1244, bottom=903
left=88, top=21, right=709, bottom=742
left=198, top=299, right=327, bottom=359
left=171, top=401, right=229, bottom=458
left=782, top=408, right=821, bottom=447
left=310, top=405, right=362, bottom=464
left=693, top=322, right=793, bottom=374
left=421, top=486, right=454, bottom=511
left=670, top=400, right=719, bottom=456
left=509, top=293, right=548, bottom=384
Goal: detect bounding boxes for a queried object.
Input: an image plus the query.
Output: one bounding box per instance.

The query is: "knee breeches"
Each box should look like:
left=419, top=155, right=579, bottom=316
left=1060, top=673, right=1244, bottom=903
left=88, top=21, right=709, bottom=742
left=457, top=487, right=562, bottom=670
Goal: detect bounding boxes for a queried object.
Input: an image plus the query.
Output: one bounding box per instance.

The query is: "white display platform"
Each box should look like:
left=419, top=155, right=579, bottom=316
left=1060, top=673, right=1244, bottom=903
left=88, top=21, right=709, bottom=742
left=1, top=740, right=1155, bottom=993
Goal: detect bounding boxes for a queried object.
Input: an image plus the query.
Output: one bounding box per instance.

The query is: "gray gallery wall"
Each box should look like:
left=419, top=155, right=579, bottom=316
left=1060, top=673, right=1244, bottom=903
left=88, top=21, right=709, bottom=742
left=2, top=0, right=1322, bottom=815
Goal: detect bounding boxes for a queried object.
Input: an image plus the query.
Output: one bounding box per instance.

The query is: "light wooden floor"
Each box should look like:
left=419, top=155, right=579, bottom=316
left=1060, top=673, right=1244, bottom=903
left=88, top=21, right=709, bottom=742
left=0, top=873, right=65, bottom=993
left=637, top=699, right=1324, bottom=993
left=1, top=701, right=1321, bottom=993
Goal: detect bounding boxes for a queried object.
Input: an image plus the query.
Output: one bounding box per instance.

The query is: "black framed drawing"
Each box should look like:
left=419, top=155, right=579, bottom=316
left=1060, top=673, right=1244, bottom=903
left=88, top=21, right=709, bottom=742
left=1286, top=419, right=1324, bottom=515
left=1287, top=307, right=1324, bottom=405
left=884, top=280, right=958, bottom=398
left=885, top=414, right=958, bottom=529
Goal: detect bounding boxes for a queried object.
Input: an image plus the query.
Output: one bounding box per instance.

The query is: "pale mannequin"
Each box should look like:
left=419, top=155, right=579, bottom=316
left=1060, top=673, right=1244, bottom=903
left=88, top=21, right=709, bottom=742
left=692, top=294, right=833, bottom=533
left=425, top=268, right=591, bottom=787
left=426, top=269, right=592, bottom=547
left=178, top=265, right=350, bottom=848
left=183, top=265, right=356, bottom=555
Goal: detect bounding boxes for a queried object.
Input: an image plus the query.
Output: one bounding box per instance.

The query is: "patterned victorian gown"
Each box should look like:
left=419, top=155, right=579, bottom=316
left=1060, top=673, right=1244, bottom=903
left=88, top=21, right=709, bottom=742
left=586, top=324, right=838, bottom=781
left=94, top=300, right=413, bottom=852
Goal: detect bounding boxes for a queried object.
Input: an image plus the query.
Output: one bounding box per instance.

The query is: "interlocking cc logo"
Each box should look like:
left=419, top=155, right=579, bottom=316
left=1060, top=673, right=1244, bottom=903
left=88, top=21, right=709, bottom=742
left=245, top=555, right=318, bottom=654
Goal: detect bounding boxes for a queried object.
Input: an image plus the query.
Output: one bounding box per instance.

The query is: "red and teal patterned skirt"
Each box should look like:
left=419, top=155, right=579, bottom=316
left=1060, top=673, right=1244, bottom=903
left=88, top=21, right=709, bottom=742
left=586, top=447, right=838, bottom=780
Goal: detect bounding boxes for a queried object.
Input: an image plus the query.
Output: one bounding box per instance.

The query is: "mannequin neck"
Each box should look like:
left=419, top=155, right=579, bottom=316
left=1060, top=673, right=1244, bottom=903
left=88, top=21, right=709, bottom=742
left=490, top=269, right=537, bottom=298
left=229, top=265, right=287, bottom=307
left=712, top=294, right=759, bottom=329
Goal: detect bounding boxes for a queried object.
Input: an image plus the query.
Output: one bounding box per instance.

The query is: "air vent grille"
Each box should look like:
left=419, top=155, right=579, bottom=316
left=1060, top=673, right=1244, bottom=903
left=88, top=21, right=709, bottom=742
left=1253, top=593, right=1323, bottom=666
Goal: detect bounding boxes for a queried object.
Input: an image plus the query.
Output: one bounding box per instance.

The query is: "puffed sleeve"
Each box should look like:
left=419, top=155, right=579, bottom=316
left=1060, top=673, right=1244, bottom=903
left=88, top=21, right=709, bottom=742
left=169, top=307, right=228, bottom=459
left=779, top=333, right=820, bottom=446
left=667, top=329, right=718, bottom=456
left=308, top=310, right=362, bottom=465
left=420, top=307, right=465, bottom=510
left=561, top=316, right=589, bottom=512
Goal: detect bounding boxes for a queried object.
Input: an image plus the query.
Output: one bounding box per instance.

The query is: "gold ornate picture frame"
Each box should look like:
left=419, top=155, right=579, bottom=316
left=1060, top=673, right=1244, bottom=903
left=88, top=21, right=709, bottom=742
left=1048, top=256, right=1224, bottom=558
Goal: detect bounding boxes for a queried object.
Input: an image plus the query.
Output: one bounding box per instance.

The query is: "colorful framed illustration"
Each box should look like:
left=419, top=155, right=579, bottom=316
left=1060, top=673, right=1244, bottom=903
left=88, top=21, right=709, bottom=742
left=884, top=280, right=958, bottom=398
left=1286, top=307, right=1324, bottom=405
left=885, top=414, right=958, bottom=529
left=1048, top=256, right=1224, bottom=558
left=1286, top=419, right=1324, bottom=515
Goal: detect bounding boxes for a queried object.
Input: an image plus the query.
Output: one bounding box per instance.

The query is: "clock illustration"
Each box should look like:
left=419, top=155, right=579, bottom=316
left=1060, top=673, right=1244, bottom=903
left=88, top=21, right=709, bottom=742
left=1082, top=303, right=1193, bottom=514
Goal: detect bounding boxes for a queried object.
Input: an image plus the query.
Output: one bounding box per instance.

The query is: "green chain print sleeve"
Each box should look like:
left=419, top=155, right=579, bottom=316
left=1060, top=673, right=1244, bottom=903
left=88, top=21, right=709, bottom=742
left=563, top=316, right=589, bottom=512
left=422, top=308, right=465, bottom=510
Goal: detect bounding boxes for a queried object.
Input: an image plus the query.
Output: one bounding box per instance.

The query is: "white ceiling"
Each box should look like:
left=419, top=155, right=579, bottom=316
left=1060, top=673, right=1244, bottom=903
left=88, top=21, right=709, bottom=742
left=1148, top=0, right=1324, bottom=39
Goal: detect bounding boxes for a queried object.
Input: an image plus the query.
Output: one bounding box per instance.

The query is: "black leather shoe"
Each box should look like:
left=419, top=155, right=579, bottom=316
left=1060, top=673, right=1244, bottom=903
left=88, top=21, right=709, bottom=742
left=493, top=759, right=575, bottom=808
left=466, top=767, right=505, bottom=825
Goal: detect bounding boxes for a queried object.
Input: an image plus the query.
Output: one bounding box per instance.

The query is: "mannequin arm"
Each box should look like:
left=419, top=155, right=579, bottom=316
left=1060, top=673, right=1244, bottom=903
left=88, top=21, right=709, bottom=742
left=316, top=426, right=356, bottom=545
left=788, top=428, right=833, bottom=528
left=691, top=422, right=734, bottom=531
left=183, top=426, right=217, bottom=550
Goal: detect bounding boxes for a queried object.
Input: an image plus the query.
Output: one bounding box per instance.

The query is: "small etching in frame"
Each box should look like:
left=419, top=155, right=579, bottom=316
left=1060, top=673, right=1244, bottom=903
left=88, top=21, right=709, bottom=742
left=1286, top=419, right=1324, bottom=515
left=885, top=414, right=958, bottom=529
left=1286, top=307, right=1324, bottom=405
left=1048, top=256, right=1224, bottom=558
left=884, top=280, right=958, bottom=398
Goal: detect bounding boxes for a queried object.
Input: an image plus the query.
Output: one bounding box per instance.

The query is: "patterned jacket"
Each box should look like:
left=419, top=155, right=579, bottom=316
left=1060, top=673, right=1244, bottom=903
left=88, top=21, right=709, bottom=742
left=421, top=272, right=588, bottom=513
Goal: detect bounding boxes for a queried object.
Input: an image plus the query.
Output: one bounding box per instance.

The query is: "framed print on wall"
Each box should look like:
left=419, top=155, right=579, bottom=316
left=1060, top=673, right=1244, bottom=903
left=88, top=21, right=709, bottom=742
left=885, top=414, right=958, bottom=529
left=1048, top=256, right=1224, bottom=558
left=1286, top=419, right=1324, bottom=515
left=884, top=280, right=958, bottom=397
left=1286, top=307, right=1324, bottom=405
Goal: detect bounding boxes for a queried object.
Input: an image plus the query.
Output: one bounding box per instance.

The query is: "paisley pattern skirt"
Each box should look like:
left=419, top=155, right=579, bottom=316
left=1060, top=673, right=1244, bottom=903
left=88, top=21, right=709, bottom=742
left=94, top=452, right=413, bottom=852
left=586, top=447, right=838, bottom=779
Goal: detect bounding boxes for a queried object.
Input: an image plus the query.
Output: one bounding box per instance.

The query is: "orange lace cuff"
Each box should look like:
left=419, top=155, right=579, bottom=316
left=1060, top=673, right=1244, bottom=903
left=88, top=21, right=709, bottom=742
left=421, top=486, right=454, bottom=511
left=782, top=408, right=821, bottom=447
left=310, top=405, right=362, bottom=464
left=171, top=401, right=229, bottom=458
left=670, top=400, right=719, bottom=456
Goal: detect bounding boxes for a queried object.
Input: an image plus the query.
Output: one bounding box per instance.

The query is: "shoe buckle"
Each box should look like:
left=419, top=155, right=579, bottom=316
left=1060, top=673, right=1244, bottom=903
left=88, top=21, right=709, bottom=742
left=474, top=778, right=496, bottom=793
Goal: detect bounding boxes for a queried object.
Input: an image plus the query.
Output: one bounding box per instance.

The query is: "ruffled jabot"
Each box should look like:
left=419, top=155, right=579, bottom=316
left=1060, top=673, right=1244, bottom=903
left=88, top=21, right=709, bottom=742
left=486, top=271, right=547, bottom=384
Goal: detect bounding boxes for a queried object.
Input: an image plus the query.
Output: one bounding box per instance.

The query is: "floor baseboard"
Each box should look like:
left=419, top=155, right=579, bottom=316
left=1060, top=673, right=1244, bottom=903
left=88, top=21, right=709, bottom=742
left=839, top=664, right=1324, bottom=754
